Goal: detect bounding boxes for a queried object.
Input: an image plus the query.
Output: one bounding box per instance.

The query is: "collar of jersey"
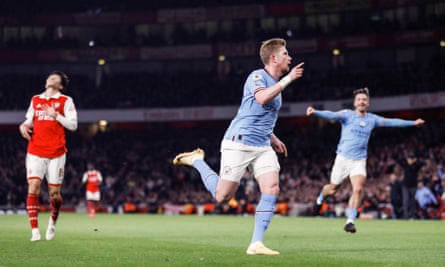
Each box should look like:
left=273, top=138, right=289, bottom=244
left=39, top=92, right=61, bottom=99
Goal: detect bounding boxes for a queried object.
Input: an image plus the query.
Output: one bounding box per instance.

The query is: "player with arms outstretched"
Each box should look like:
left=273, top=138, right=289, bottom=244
left=307, top=87, right=424, bottom=233
left=19, top=71, right=78, bottom=241
left=173, top=38, right=304, bottom=255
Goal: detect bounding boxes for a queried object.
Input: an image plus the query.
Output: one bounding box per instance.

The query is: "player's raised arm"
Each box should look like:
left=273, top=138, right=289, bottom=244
left=306, top=106, right=316, bottom=116
left=307, top=106, right=343, bottom=121
left=254, top=38, right=304, bottom=105
left=414, top=118, right=425, bottom=126
left=255, top=62, right=304, bottom=105
left=279, top=62, right=305, bottom=89
left=378, top=117, right=425, bottom=128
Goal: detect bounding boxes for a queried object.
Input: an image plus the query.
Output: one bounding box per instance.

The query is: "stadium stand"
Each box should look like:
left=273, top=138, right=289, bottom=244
left=0, top=0, right=444, bottom=218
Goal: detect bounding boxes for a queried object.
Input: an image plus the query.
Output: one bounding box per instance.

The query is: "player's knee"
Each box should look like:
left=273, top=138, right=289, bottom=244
left=49, top=191, right=61, bottom=200
left=263, top=184, right=279, bottom=195
left=27, top=180, right=41, bottom=194
left=326, top=184, right=339, bottom=195
left=352, top=187, right=363, bottom=195
left=215, top=192, right=232, bottom=204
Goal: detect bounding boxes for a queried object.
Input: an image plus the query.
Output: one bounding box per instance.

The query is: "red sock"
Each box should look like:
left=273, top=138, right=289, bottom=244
left=50, top=196, right=63, bottom=222
left=27, top=193, right=40, bottom=229
left=87, top=201, right=93, bottom=213
left=93, top=201, right=99, bottom=211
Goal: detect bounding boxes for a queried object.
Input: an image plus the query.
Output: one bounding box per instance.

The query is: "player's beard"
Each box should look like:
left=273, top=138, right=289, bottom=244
left=282, top=64, right=290, bottom=74
left=356, top=105, right=368, bottom=113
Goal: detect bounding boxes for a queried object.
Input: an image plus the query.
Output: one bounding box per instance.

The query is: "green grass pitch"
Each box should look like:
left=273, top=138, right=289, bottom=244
left=1, top=213, right=444, bottom=267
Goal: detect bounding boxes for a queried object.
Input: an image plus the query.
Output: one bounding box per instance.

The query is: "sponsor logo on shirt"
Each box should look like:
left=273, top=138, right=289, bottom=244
left=35, top=110, right=55, bottom=121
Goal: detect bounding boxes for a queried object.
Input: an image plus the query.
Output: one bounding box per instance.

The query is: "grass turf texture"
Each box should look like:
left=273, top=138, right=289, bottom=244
left=1, top=213, right=444, bottom=267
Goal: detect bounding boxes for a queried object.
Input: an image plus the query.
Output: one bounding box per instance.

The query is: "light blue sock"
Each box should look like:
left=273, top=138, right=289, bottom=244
left=193, top=160, right=218, bottom=198
left=250, top=194, right=277, bottom=243
left=347, top=208, right=358, bottom=223
left=316, top=192, right=324, bottom=205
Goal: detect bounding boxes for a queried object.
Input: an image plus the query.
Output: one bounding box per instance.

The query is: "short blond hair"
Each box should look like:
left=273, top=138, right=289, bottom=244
left=259, top=38, right=286, bottom=65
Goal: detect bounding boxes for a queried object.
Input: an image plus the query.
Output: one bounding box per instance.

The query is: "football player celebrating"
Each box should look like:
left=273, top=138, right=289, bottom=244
left=307, top=87, right=424, bottom=233
left=173, top=38, right=304, bottom=255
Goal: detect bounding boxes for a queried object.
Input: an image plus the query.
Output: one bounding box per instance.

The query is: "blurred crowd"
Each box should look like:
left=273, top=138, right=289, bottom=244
left=1, top=57, right=444, bottom=110
left=0, top=0, right=281, bottom=15
left=1, top=119, right=443, bottom=219
left=0, top=1, right=444, bottom=220
left=1, top=2, right=443, bottom=50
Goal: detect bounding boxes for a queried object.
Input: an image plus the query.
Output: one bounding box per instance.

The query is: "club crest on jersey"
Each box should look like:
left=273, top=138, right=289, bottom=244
left=359, top=121, right=366, bottom=127
left=54, top=102, right=60, bottom=109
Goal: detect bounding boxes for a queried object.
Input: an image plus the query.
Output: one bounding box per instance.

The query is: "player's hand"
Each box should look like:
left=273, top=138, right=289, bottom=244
left=414, top=118, right=425, bottom=126
left=306, top=106, right=315, bottom=116
left=19, top=123, right=33, bottom=140
left=271, top=134, right=288, bottom=157
left=288, top=62, right=304, bottom=81
left=42, top=104, right=58, bottom=119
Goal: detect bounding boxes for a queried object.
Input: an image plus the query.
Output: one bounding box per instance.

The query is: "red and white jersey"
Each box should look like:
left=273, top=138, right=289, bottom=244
left=82, top=170, right=103, bottom=193
left=24, top=92, right=77, bottom=158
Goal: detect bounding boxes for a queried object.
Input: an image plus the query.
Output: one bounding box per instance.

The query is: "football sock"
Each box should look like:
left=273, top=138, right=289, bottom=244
left=347, top=207, right=357, bottom=224
left=87, top=200, right=93, bottom=213
left=251, top=194, right=277, bottom=243
left=87, top=201, right=94, bottom=213
left=316, top=192, right=324, bottom=205
left=88, top=201, right=97, bottom=218
left=193, top=160, right=218, bottom=198
left=50, top=196, right=63, bottom=223
left=27, top=193, right=40, bottom=229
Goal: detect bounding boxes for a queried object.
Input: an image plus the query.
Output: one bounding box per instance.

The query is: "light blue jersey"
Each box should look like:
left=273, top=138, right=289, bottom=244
left=224, top=69, right=281, bottom=147
left=315, top=109, right=415, bottom=160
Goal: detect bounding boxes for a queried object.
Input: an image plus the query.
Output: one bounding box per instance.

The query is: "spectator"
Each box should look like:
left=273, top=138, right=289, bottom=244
left=415, top=180, right=438, bottom=219
left=389, top=173, right=403, bottom=219
left=396, top=153, right=424, bottom=219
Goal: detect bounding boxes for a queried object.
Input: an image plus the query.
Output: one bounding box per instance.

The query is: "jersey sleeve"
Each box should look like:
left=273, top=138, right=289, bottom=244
left=375, top=114, right=415, bottom=127
left=249, top=71, right=267, bottom=95
left=55, top=97, right=78, bottom=131
left=23, top=99, right=34, bottom=126
left=82, top=172, right=87, bottom=184
left=314, top=109, right=347, bottom=122
left=97, top=171, right=103, bottom=183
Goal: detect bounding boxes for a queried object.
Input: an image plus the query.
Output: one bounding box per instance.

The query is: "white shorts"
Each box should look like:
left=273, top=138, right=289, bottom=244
left=330, top=154, right=366, bottom=185
left=86, top=191, right=101, bottom=201
left=219, top=139, right=280, bottom=183
left=26, top=153, right=66, bottom=185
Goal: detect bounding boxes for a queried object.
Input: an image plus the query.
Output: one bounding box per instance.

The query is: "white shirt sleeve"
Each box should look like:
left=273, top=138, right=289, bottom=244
left=56, top=97, right=78, bottom=131
left=82, top=172, right=87, bottom=184
left=23, top=99, right=34, bottom=126
left=97, top=171, right=103, bottom=184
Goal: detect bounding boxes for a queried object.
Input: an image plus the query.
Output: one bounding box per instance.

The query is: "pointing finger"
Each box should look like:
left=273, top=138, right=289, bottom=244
left=295, top=62, right=304, bottom=69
